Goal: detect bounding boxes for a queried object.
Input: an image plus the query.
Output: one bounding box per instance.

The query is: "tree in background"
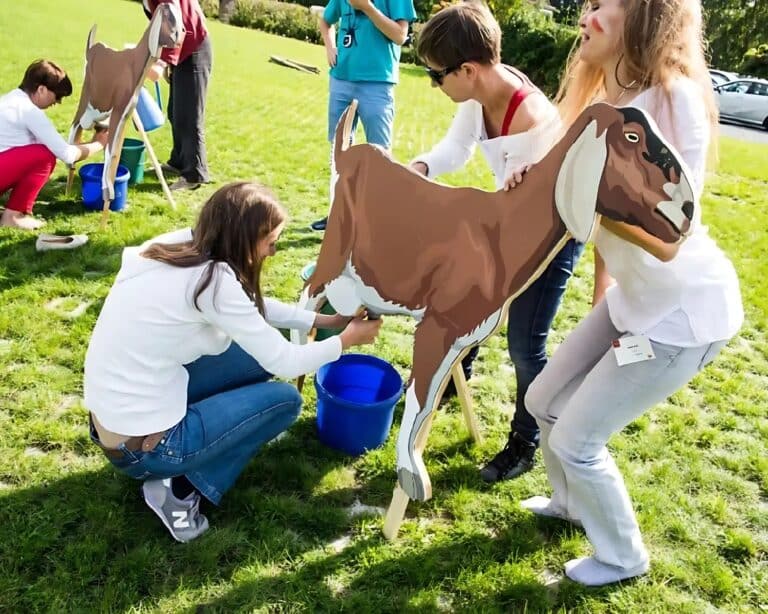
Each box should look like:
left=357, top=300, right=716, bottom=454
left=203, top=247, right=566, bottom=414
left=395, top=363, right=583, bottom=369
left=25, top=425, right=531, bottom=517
left=549, top=0, right=581, bottom=25
left=703, top=0, right=767, bottom=70
left=741, top=43, right=768, bottom=78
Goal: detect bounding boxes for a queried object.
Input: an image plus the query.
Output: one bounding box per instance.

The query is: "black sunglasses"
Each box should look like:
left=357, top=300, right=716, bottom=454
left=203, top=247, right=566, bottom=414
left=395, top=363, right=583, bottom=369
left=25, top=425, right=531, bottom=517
left=425, top=62, right=464, bottom=86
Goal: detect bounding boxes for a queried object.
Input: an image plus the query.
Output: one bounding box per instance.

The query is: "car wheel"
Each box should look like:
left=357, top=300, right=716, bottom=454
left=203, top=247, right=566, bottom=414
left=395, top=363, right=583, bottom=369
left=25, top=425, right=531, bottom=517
left=764, top=117, right=768, bottom=131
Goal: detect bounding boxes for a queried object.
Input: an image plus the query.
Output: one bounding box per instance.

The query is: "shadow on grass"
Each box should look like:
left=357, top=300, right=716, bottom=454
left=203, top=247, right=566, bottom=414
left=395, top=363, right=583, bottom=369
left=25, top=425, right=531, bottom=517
left=0, top=424, right=367, bottom=612
left=0, top=406, right=604, bottom=613
left=192, top=515, right=559, bottom=612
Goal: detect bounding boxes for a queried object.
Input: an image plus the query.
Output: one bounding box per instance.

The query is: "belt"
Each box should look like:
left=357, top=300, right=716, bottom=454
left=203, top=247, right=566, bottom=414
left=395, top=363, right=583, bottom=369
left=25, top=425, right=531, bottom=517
left=91, top=415, right=167, bottom=459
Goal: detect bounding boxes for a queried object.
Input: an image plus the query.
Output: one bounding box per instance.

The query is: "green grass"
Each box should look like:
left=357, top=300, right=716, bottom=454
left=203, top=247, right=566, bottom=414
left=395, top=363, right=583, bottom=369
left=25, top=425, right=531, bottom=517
left=1, top=0, right=767, bottom=611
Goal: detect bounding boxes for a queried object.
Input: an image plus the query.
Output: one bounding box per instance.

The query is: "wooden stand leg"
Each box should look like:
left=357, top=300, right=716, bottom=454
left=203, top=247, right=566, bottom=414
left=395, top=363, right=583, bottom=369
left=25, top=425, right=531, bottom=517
left=65, top=167, right=76, bottom=197
left=133, top=111, right=176, bottom=209
left=100, top=151, right=123, bottom=230
left=383, top=413, right=435, bottom=540
left=452, top=364, right=482, bottom=444
left=65, top=126, right=82, bottom=197
left=382, top=486, right=411, bottom=540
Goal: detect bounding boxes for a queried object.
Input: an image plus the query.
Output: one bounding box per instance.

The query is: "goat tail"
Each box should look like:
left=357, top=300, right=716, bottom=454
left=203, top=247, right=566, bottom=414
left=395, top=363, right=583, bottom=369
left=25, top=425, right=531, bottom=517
left=332, top=99, right=358, bottom=170
left=86, top=25, right=97, bottom=52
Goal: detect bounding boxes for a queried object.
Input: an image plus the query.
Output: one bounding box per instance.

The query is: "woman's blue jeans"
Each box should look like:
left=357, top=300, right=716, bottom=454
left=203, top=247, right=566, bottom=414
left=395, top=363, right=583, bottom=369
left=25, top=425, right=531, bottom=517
left=462, top=238, right=584, bottom=446
left=96, top=343, right=302, bottom=504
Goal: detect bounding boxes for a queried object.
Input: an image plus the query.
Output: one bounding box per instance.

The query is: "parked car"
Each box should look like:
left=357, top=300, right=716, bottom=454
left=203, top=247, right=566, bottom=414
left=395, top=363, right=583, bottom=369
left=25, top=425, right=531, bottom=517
left=714, top=78, right=768, bottom=130
left=709, top=69, right=740, bottom=86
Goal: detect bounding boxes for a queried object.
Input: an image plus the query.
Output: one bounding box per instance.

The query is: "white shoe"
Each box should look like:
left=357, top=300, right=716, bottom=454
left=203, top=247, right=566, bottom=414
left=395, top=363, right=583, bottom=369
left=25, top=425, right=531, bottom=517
left=521, top=495, right=582, bottom=527
left=35, top=233, right=89, bottom=252
left=565, top=556, right=649, bottom=586
left=1, top=209, right=46, bottom=230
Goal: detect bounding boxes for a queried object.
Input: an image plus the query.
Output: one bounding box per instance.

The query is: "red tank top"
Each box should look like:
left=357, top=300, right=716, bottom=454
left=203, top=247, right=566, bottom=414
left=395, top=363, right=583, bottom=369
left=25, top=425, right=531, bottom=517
left=499, top=66, right=537, bottom=136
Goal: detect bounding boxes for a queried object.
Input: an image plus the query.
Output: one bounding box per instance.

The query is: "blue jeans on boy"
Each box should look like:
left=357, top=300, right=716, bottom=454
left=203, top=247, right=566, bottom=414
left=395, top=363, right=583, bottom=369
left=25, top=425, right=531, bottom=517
left=462, top=238, right=584, bottom=446
left=327, top=76, right=395, bottom=148
left=93, top=343, right=302, bottom=504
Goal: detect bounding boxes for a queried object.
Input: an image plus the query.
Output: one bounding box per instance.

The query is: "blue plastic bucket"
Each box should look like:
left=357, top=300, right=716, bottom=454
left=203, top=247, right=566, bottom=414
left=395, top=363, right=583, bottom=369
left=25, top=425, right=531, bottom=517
left=136, top=84, right=164, bottom=132
left=315, top=354, right=403, bottom=455
left=79, top=163, right=131, bottom=212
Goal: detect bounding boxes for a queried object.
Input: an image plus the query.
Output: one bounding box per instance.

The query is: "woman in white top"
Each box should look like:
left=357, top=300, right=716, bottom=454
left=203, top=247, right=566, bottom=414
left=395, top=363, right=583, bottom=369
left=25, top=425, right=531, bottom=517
left=409, top=2, right=584, bottom=483
left=0, top=60, right=107, bottom=230
left=521, top=0, right=744, bottom=586
left=85, top=182, right=382, bottom=542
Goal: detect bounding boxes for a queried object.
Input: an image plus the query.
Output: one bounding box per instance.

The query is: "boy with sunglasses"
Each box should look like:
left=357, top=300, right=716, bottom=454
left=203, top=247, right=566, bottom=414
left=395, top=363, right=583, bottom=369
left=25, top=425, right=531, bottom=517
left=410, top=2, right=584, bottom=484
left=310, top=0, right=416, bottom=231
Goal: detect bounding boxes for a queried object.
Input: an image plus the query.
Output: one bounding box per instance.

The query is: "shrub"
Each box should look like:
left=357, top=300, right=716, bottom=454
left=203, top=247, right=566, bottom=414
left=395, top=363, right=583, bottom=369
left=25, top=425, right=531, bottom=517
left=219, top=0, right=577, bottom=87
left=230, top=0, right=322, bottom=44
left=499, top=6, right=578, bottom=96
left=200, top=0, right=219, bottom=17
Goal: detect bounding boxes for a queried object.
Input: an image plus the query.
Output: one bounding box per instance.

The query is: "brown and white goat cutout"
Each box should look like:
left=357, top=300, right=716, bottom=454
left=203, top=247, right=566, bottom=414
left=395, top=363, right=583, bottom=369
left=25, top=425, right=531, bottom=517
left=66, top=2, right=184, bottom=209
left=302, top=100, right=695, bottom=502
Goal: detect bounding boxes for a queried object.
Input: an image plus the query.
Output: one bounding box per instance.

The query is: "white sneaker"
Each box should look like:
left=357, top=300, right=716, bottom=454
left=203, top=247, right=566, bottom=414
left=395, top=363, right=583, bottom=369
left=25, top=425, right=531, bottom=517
left=35, top=233, right=89, bottom=252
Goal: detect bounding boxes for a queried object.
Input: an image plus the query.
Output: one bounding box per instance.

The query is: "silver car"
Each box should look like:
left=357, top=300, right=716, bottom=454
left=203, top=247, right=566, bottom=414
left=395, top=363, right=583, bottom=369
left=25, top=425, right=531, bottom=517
left=715, top=78, right=768, bottom=131
left=709, top=69, right=740, bottom=86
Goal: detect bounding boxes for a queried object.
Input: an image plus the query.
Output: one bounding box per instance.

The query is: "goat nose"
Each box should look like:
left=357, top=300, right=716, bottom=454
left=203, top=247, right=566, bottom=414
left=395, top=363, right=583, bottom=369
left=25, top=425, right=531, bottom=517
left=682, top=200, right=694, bottom=220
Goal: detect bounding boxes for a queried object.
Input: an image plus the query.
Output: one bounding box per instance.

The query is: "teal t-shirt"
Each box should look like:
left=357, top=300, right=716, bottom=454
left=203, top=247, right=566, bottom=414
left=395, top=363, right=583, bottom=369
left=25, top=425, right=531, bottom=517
left=324, top=0, right=416, bottom=84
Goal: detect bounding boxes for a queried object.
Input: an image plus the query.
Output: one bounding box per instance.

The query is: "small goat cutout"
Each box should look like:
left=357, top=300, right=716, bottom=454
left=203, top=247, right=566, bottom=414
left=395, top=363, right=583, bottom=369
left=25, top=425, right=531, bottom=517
left=66, top=2, right=184, bottom=206
left=305, top=100, right=696, bottom=503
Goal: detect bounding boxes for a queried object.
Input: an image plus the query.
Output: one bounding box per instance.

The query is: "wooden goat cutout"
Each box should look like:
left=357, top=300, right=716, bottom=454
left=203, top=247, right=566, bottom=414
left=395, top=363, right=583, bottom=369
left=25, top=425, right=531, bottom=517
left=302, top=99, right=696, bottom=538
left=66, top=2, right=184, bottom=227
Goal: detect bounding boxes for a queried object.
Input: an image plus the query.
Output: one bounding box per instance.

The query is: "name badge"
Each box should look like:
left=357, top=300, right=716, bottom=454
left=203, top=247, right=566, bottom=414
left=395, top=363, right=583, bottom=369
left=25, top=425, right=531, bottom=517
left=613, top=335, right=655, bottom=366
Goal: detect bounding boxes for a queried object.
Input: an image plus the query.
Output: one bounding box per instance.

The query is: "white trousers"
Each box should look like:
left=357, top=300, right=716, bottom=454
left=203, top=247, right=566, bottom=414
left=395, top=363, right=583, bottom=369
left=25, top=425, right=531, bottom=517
left=526, top=300, right=726, bottom=569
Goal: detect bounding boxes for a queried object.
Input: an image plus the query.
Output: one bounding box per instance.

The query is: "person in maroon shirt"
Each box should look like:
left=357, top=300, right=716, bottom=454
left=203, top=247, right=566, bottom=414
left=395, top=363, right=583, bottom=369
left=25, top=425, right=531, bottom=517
left=144, top=0, right=212, bottom=191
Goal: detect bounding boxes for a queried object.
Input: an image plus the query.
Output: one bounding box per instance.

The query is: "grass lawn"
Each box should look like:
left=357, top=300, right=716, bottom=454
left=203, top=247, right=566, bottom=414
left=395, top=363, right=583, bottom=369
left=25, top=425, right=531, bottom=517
left=1, top=0, right=766, bottom=611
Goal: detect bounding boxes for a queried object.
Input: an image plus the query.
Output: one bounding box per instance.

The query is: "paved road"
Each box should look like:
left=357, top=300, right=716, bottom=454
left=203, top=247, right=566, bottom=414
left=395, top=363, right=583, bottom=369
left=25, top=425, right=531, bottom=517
left=719, top=120, right=768, bottom=144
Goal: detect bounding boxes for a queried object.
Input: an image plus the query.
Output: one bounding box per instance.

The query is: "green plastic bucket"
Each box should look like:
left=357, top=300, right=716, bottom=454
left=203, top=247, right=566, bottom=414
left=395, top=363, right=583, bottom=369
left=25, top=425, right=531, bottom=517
left=301, top=261, right=344, bottom=341
left=119, top=138, right=146, bottom=185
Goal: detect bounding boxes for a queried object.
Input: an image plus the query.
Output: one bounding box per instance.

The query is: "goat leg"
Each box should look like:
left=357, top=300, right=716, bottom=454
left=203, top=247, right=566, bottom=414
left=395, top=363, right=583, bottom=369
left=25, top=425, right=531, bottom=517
left=396, top=316, right=455, bottom=501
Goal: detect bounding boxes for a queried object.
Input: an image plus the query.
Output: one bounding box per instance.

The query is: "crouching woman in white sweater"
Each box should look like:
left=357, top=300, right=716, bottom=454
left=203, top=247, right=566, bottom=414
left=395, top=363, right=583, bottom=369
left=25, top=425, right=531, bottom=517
left=84, top=182, right=382, bottom=542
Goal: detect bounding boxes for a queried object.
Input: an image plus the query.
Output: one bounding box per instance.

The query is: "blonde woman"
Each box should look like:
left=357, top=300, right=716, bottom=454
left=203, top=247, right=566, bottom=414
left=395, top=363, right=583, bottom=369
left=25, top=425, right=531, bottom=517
left=521, top=0, right=743, bottom=586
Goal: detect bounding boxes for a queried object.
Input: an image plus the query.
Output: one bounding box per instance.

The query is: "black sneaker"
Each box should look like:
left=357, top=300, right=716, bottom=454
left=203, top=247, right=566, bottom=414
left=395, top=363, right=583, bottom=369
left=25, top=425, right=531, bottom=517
left=480, top=432, right=536, bottom=482
left=310, top=216, right=328, bottom=231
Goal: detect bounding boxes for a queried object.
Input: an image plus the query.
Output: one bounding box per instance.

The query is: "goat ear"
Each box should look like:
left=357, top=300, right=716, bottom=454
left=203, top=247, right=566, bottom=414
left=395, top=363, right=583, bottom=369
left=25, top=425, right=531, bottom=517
left=148, top=11, right=162, bottom=57
left=555, top=117, right=608, bottom=243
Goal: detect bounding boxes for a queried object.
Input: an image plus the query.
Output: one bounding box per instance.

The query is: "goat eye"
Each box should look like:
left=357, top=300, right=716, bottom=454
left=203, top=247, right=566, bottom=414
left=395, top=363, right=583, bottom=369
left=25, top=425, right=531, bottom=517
left=624, top=132, right=640, bottom=143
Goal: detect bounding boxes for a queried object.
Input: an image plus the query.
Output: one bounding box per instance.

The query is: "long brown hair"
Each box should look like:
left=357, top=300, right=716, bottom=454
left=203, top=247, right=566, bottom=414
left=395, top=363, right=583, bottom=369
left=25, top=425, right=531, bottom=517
left=142, top=182, right=287, bottom=314
left=556, top=0, right=718, bottom=161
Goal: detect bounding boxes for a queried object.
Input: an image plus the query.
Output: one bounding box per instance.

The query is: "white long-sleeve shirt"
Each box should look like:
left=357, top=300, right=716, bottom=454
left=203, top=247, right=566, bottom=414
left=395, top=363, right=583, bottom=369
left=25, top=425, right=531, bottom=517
left=596, top=77, right=743, bottom=345
left=0, top=88, right=80, bottom=164
left=85, top=229, right=342, bottom=436
left=412, top=97, right=562, bottom=190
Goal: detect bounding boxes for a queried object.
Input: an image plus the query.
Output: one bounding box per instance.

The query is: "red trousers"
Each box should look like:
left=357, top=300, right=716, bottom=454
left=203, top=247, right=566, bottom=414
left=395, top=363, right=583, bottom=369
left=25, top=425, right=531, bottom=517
left=0, top=144, right=57, bottom=214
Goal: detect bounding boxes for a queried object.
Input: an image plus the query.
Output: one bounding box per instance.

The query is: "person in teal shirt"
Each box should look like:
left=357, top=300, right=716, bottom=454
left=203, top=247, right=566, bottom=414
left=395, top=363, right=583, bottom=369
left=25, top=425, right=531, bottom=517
left=310, top=0, right=416, bottom=231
